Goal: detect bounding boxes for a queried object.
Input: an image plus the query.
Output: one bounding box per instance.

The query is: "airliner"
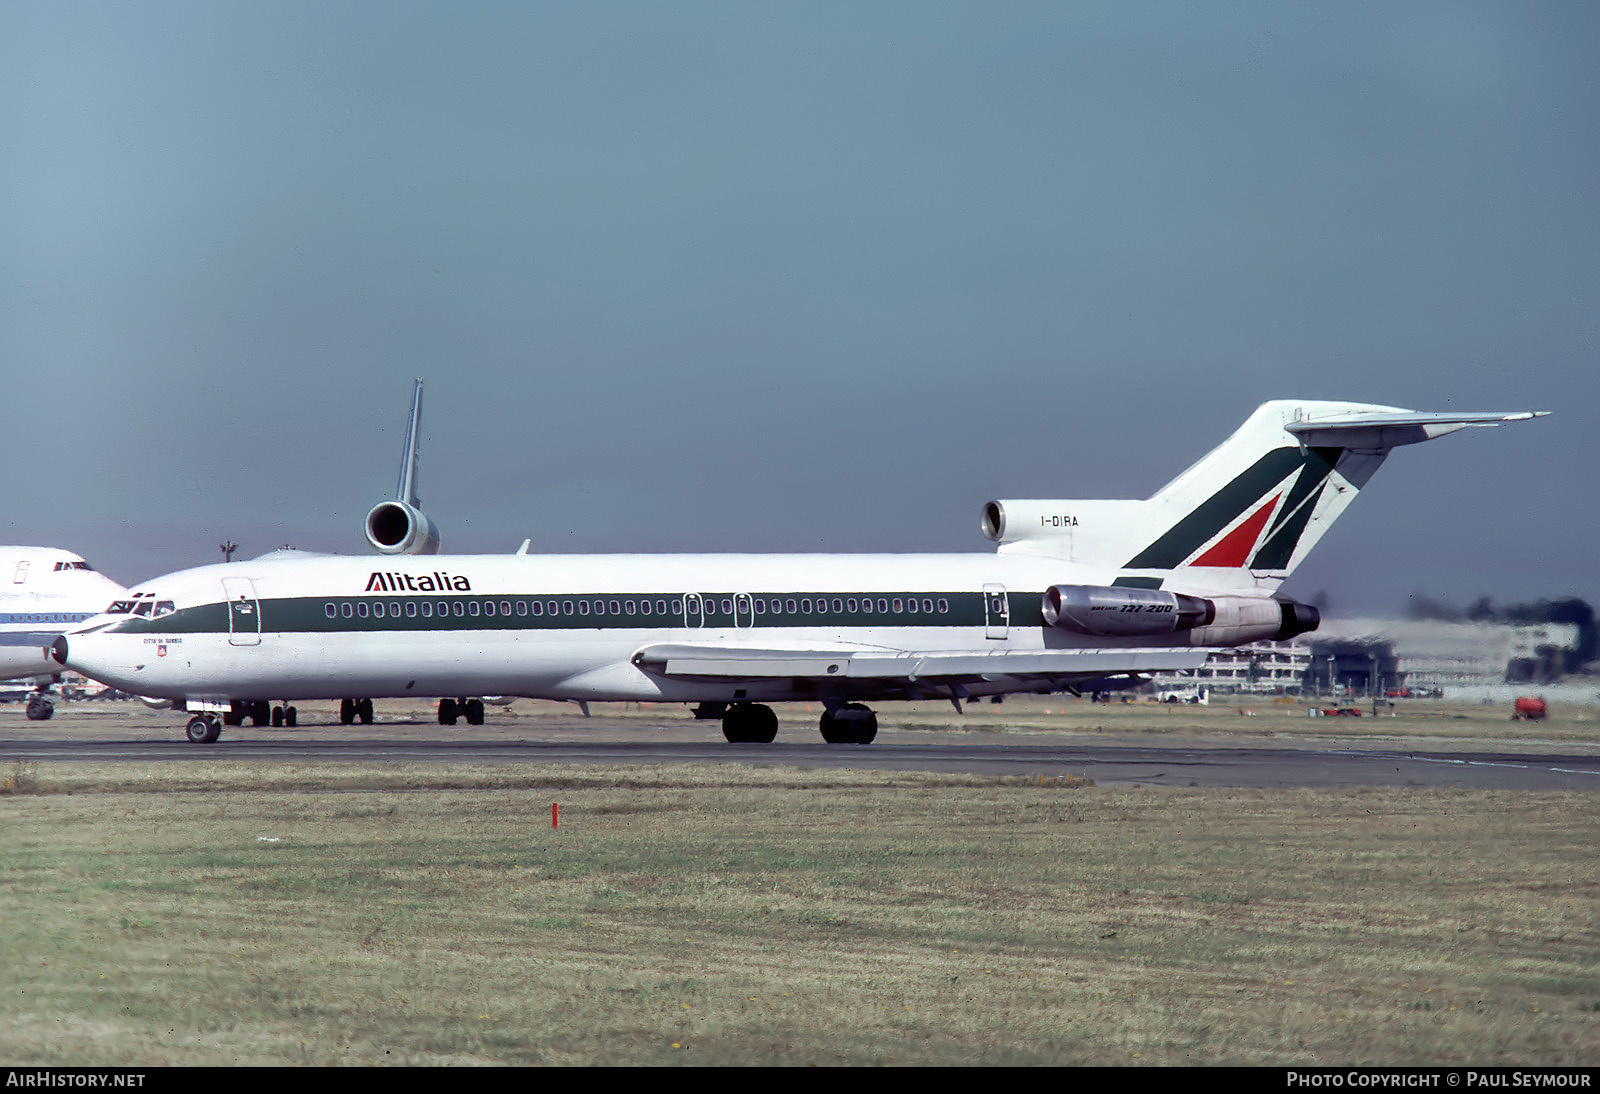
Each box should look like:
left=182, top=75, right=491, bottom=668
left=54, top=400, right=1542, bottom=744
left=0, top=546, right=127, bottom=718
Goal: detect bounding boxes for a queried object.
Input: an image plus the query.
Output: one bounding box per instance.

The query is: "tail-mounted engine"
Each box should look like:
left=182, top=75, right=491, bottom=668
left=1041, top=584, right=1319, bottom=645
left=364, top=500, right=441, bottom=556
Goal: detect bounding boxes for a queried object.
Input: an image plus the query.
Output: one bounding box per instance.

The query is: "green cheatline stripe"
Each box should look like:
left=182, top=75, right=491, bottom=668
left=110, top=590, right=1024, bottom=636
left=1123, top=447, right=1306, bottom=570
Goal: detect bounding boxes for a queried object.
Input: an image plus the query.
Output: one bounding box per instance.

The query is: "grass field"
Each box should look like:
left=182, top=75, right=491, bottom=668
left=3, top=752, right=1597, bottom=1066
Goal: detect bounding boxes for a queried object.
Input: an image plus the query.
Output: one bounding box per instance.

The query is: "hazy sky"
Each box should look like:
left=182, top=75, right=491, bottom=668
left=3, top=2, right=1594, bottom=617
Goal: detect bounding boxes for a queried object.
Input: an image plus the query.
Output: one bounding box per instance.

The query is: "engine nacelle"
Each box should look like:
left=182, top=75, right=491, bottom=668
left=364, top=500, right=442, bottom=556
left=1041, top=584, right=1321, bottom=644
left=1042, top=584, right=1213, bottom=637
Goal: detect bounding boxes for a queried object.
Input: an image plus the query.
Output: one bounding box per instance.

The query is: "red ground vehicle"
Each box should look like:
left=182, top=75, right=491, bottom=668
left=1513, top=696, right=1548, bottom=721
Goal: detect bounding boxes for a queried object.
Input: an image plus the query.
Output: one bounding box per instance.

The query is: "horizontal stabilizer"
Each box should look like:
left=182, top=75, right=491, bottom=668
left=1284, top=409, right=1548, bottom=449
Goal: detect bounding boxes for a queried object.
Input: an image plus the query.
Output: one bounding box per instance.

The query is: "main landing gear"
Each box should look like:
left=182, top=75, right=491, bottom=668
left=712, top=701, right=879, bottom=744
left=25, top=690, right=54, bottom=721
left=819, top=702, right=878, bottom=745
left=721, top=702, right=778, bottom=743
left=437, top=698, right=485, bottom=725
left=339, top=698, right=375, bottom=725
left=223, top=700, right=297, bottom=727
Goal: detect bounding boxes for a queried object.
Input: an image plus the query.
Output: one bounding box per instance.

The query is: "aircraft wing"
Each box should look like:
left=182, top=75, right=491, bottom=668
left=630, top=643, right=1208, bottom=684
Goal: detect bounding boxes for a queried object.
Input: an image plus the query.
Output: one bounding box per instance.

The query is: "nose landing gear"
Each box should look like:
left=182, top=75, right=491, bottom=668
left=185, top=714, right=221, bottom=744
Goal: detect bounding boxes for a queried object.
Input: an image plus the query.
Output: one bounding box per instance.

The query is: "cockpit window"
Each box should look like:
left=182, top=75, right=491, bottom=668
left=153, top=601, right=176, bottom=618
left=132, top=601, right=153, bottom=616
left=107, top=601, right=134, bottom=614
left=54, top=561, right=94, bottom=571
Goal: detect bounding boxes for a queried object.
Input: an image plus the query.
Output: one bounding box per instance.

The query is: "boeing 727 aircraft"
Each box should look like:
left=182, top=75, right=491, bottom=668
left=0, top=546, right=127, bottom=718
left=55, top=400, right=1542, bottom=744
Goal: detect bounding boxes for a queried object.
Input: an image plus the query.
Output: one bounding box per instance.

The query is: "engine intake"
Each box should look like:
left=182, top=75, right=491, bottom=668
left=364, top=500, right=442, bottom=556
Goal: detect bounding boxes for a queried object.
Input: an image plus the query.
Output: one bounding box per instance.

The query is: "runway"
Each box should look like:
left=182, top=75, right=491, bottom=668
left=6, top=705, right=1600, bottom=790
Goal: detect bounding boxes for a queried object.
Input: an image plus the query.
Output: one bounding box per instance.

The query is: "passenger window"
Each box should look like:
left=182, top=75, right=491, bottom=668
left=468, top=601, right=480, bottom=617
left=923, top=599, right=934, bottom=613
left=373, top=603, right=386, bottom=618
left=452, top=602, right=464, bottom=617
left=406, top=602, right=418, bottom=617
left=357, top=603, right=369, bottom=618
left=832, top=598, right=843, bottom=613
left=484, top=601, right=496, bottom=617
left=325, top=604, right=337, bottom=619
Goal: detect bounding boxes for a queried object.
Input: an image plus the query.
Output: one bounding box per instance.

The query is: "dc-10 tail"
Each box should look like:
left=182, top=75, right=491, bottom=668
left=981, top=400, right=1547, bottom=595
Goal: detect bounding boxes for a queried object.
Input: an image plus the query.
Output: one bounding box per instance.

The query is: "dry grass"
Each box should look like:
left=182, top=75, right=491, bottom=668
left=2, top=763, right=1596, bottom=1065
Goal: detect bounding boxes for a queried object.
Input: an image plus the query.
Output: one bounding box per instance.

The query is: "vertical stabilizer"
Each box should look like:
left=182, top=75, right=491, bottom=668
left=983, top=401, right=1545, bottom=594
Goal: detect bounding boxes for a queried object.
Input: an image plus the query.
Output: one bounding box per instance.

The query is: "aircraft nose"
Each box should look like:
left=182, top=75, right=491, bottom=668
left=51, top=635, right=68, bottom=666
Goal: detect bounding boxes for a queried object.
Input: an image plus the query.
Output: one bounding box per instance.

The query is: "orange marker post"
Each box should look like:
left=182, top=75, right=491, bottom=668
left=552, top=802, right=559, bottom=829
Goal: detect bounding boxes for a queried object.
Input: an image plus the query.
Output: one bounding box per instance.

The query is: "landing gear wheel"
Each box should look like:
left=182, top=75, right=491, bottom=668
left=464, top=699, right=485, bottom=726
left=25, top=696, right=54, bottom=721
left=357, top=698, right=374, bottom=725
left=819, top=703, right=877, bottom=744
left=438, top=698, right=459, bottom=725
left=722, top=702, right=778, bottom=743
left=185, top=715, right=221, bottom=744
left=271, top=706, right=284, bottom=727
left=339, top=698, right=356, bottom=725
left=284, top=706, right=296, bottom=727
left=223, top=708, right=244, bottom=727
left=250, top=701, right=270, bottom=727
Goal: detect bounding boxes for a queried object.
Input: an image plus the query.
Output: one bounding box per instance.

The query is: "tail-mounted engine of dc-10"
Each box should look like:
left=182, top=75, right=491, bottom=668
left=1041, top=584, right=1320, bottom=646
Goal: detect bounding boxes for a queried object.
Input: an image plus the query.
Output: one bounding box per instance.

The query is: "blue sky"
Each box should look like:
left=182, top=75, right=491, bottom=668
left=2, top=2, right=1594, bottom=616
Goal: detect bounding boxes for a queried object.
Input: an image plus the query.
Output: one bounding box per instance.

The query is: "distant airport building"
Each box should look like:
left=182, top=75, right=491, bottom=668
left=1149, top=619, right=1582, bottom=698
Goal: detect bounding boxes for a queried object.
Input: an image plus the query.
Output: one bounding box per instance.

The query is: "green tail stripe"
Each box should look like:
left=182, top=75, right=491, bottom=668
left=1251, top=482, right=1328, bottom=571
left=1123, top=448, right=1305, bottom=570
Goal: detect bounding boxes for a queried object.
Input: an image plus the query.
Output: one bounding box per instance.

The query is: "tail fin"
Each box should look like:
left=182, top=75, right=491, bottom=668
left=364, top=379, right=443, bottom=555
left=983, top=400, right=1545, bottom=593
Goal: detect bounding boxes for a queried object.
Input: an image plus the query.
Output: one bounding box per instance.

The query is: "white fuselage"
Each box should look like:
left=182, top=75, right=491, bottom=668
left=61, top=550, right=1230, bottom=705
left=0, top=547, right=126, bottom=684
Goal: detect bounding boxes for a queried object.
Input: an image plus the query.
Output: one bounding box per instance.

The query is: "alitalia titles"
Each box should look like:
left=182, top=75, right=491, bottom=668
left=365, top=571, right=472, bottom=593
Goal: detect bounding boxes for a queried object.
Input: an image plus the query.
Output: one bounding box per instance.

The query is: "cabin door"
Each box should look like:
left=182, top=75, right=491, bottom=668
left=983, top=583, right=1010, bottom=640
left=222, top=577, right=262, bottom=646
